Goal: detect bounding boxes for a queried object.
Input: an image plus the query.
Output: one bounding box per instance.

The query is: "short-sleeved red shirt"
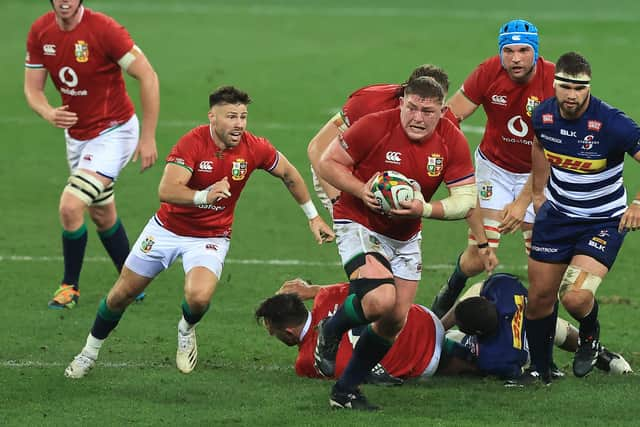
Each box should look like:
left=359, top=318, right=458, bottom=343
left=461, top=55, right=555, bottom=173
left=155, top=125, right=279, bottom=238
left=295, top=283, right=438, bottom=379
left=332, top=108, right=474, bottom=240
left=26, top=8, right=135, bottom=140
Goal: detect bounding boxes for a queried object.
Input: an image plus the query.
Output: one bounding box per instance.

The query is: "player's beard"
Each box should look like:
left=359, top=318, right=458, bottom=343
left=559, top=95, right=590, bottom=119
left=214, top=126, right=243, bottom=148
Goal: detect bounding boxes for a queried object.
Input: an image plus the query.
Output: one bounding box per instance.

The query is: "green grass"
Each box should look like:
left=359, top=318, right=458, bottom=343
left=1, top=0, right=640, bottom=425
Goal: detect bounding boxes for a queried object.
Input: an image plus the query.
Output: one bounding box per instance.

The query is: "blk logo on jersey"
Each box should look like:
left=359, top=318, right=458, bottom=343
left=560, top=129, right=577, bottom=137
left=544, top=149, right=607, bottom=173
left=385, top=151, right=401, bottom=164
left=140, top=236, right=155, bottom=253
left=231, top=158, right=247, bottom=181
left=427, top=154, right=443, bottom=177
left=525, top=96, right=540, bottom=117
left=198, top=161, right=213, bottom=172
left=74, top=40, right=89, bottom=63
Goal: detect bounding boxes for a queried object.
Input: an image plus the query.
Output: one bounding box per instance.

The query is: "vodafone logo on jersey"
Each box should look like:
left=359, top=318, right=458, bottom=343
left=491, top=94, right=507, bottom=106
left=198, top=160, right=214, bottom=172
left=385, top=151, right=401, bottom=164
left=507, top=115, right=529, bottom=138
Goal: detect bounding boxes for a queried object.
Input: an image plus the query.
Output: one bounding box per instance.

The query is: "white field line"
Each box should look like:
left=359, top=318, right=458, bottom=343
left=0, top=359, right=289, bottom=371
left=0, top=116, right=486, bottom=135
left=0, top=254, right=526, bottom=270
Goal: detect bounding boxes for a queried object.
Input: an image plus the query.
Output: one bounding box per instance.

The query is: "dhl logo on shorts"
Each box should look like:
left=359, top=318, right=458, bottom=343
left=511, top=294, right=525, bottom=350
left=543, top=149, right=606, bottom=173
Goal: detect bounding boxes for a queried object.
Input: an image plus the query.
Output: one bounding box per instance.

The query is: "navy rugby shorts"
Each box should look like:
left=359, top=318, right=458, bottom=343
left=529, top=201, right=626, bottom=269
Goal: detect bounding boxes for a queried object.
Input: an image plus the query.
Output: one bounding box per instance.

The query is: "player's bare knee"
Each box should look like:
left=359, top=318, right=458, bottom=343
left=89, top=204, right=117, bottom=230
left=361, top=286, right=395, bottom=318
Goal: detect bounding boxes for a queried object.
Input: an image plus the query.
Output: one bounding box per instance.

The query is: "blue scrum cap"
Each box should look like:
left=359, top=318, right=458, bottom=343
left=498, top=19, right=539, bottom=63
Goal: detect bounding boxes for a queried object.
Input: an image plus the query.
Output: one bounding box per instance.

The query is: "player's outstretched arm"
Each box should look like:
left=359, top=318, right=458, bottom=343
left=276, top=278, right=321, bottom=300
left=24, top=68, right=78, bottom=129
left=123, top=47, right=160, bottom=172
left=158, top=164, right=230, bottom=205
left=269, top=154, right=335, bottom=244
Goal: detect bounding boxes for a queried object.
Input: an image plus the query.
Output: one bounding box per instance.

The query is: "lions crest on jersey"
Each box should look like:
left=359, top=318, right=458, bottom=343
left=427, top=154, right=443, bottom=177
left=525, top=96, right=540, bottom=117
left=75, top=40, right=89, bottom=63
left=231, top=158, right=248, bottom=181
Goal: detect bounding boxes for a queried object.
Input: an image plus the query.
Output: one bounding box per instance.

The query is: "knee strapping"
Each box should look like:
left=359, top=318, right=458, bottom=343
left=93, top=182, right=115, bottom=206
left=558, top=265, right=602, bottom=299
left=467, top=219, right=501, bottom=248
left=349, top=277, right=395, bottom=300
left=64, top=171, right=106, bottom=206
left=344, top=252, right=392, bottom=277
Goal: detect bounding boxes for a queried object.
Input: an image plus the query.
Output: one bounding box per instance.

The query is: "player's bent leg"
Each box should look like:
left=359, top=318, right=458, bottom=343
left=558, top=260, right=607, bottom=378
left=65, top=267, right=153, bottom=379
left=177, top=267, right=219, bottom=374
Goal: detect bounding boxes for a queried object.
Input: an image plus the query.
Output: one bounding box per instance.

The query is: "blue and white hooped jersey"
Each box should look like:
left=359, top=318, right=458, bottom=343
left=532, top=96, right=640, bottom=219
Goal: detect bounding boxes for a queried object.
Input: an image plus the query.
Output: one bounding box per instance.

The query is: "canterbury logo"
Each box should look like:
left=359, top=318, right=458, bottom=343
left=491, top=94, right=507, bottom=105
left=43, top=44, right=56, bottom=55
left=385, top=151, right=401, bottom=163
left=198, top=161, right=213, bottom=171
left=544, top=149, right=606, bottom=173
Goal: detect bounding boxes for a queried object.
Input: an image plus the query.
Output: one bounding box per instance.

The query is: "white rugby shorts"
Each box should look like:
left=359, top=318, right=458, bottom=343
left=475, top=149, right=535, bottom=224
left=333, top=221, right=422, bottom=281
left=125, top=216, right=231, bottom=280
left=65, top=114, right=139, bottom=180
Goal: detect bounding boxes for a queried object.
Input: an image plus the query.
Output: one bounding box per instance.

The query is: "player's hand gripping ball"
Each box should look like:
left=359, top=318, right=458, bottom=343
left=371, top=171, right=415, bottom=213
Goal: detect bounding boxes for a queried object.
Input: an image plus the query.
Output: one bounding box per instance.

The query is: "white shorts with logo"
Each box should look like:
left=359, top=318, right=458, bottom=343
left=475, top=149, right=535, bottom=224
left=65, top=114, right=139, bottom=180
left=333, top=220, right=422, bottom=281
left=125, top=216, right=231, bottom=280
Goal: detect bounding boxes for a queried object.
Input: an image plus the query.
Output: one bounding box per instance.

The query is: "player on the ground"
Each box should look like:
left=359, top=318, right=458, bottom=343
left=314, top=76, right=476, bottom=410
left=24, top=0, right=160, bottom=308
left=255, top=276, right=631, bottom=384
left=432, top=19, right=556, bottom=317
left=518, top=52, right=640, bottom=385
left=63, top=86, right=334, bottom=379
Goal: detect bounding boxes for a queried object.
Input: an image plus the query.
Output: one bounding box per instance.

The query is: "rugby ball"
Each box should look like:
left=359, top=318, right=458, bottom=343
left=371, top=171, right=415, bottom=212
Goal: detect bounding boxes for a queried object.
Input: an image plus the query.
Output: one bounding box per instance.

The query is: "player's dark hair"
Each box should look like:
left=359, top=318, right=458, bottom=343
left=404, top=76, right=445, bottom=103
left=555, top=52, right=592, bottom=78
left=454, top=296, right=499, bottom=337
left=404, top=64, right=450, bottom=93
left=255, top=293, right=308, bottom=328
left=209, top=86, right=252, bottom=108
